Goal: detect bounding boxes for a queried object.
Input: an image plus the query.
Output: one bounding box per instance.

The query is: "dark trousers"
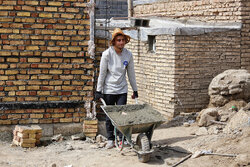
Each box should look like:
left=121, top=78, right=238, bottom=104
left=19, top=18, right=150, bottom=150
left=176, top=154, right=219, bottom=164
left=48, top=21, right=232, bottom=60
left=103, top=93, right=127, bottom=141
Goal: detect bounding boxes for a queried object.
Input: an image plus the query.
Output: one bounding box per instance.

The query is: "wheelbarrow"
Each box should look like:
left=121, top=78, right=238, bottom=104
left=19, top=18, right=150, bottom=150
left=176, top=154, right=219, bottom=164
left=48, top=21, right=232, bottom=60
left=100, top=98, right=166, bottom=163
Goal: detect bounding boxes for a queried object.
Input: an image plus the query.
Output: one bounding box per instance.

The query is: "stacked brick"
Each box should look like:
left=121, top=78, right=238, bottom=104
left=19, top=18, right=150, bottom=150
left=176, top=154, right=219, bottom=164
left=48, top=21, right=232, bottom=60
left=83, top=119, right=98, bottom=138
left=13, top=125, right=42, bottom=148
left=0, top=0, right=93, bottom=125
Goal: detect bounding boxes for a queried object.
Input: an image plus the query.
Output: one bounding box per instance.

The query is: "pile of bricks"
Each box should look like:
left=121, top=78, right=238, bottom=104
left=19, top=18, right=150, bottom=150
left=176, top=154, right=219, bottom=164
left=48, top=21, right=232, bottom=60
left=13, top=125, right=42, bottom=148
left=83, top=119, right=98, bottom=138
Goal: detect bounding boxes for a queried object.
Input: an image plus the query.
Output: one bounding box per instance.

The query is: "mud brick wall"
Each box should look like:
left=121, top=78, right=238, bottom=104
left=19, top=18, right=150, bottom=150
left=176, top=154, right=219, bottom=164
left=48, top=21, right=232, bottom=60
left=174, top=30, right=241, bottom=115
left=134, top=0, right=250, bottom=73
left=134, top=0, right=242, bottom=22
left=126, top=36, right=176, bottom=118
left=241, top=1, right=250, bottom=71
left=126, top=30, right=241, bottom=117
left=0, top=0, right=92, bottom=125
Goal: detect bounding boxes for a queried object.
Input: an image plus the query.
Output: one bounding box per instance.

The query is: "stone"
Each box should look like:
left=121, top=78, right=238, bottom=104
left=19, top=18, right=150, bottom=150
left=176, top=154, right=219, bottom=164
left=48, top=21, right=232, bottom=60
left=85, top=137, right=95, bottom=143
left=51, top=134, right=63, bottom=141
left=223, top=106, right=250, bottom=134
left=229, top=88, right=242, bottom=95
left=208, top=69, right=250, bottom=107
left=183, top=122, right=190, bottom=127
left=195, top=127, right=208, bottom=136
left=208, top=126, right=219, bottom=135
left=96, top=134, right=107, bottom=143
left=197, top=108, right=218, bottom=127
left=99, top=143, right=106, bottom=148
left=71, top=133, right=85, bottom=140
left=90, top=144, right=99, bottom=149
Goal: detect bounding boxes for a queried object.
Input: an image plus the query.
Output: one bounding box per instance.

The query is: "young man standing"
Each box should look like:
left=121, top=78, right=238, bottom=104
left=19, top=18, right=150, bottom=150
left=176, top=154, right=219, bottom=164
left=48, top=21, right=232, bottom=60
left=95, top=28, right=138, bottom=149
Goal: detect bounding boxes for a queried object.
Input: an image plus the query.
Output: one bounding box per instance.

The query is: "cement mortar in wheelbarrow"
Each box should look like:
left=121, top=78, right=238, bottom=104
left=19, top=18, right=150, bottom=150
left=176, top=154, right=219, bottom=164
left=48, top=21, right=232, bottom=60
left=100, top=99, right=166, bottom=163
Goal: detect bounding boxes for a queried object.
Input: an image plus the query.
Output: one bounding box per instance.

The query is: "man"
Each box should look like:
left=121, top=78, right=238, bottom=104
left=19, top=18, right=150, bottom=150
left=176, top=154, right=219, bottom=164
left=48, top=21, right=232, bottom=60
left=95, top=28, right=138, bottom=149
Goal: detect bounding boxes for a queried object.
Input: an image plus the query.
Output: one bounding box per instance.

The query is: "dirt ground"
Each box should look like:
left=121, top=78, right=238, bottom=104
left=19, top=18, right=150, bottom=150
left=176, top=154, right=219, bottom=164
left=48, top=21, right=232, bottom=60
left=0, top=122, right=249, bottom=167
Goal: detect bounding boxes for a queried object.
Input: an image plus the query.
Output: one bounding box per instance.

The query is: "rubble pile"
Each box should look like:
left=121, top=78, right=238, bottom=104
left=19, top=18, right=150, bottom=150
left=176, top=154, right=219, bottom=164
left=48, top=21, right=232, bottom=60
left=208, top=69, right=250, bottom=107
left=12, top=125, right=42, bottom=148
left=197, top=69, right=250, bottom=134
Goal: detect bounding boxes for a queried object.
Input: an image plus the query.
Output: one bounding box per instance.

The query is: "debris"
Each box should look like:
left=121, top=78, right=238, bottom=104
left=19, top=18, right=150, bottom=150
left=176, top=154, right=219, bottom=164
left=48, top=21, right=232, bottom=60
left=66, top=145, right=74, bottom=151
left=96, top=134, right=107, bottom=143
left=196, top=108, right=218, bottom=127
left=195, top=127, right=208, bottom=136
left=71, top=133, right=86, bottom=140
left=183, top=122, right=190, bottom=127
left=210, top=120, right=227, bottom=125
left=208, top=126, right=219, bottom=135
left=90, top=144, right=99, bottom=149
left=52, top=134, right=63, bottom=142
left=223, top=106, right=250, bottom=134
left=98, top=142, right=106, bottom=148
left=85, top=137, right=95, bottom=144
left=171, top=154, right=192, bottom=167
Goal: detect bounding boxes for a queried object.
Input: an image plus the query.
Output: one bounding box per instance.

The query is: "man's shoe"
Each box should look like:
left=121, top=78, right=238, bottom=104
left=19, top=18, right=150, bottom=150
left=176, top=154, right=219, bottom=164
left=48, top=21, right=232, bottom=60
left=106, top=140, right=114, bottom=149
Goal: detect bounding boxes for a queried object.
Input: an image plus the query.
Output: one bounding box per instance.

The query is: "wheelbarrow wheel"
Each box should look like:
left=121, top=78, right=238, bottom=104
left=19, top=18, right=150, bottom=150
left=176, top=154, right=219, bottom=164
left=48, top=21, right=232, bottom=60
left=136, top=133, right=151, bottom=163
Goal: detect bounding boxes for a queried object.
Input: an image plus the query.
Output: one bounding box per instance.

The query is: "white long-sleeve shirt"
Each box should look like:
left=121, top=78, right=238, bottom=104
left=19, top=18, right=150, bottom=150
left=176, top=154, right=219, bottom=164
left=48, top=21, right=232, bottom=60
left=96, top=46, right=138, bottom=94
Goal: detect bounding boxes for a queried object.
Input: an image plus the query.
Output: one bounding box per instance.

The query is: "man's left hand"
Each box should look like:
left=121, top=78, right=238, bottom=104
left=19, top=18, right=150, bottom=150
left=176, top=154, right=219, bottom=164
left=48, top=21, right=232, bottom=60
left=131, top=91, right=138, bottom=99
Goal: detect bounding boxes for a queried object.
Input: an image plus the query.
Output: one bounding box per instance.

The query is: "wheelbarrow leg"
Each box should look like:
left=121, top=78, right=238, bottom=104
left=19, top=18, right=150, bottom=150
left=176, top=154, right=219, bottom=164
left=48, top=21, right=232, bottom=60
left=114, top=127, right=124, bottom=151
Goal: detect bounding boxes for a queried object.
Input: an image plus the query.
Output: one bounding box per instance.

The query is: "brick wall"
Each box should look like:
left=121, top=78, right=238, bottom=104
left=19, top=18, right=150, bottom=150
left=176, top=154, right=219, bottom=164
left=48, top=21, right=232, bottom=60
left=174, top=30, right=241, bottom=115
left=241, top=1, right=250, bottom=71
left=133, top=0, right=250, bottom=71
left=125, top=30, right=241, bottom=117
left=0, top=0, right=92, bottom=125
left=134, top=0, right=242, bottom=22
left=126, top=35, right=176, bottom=117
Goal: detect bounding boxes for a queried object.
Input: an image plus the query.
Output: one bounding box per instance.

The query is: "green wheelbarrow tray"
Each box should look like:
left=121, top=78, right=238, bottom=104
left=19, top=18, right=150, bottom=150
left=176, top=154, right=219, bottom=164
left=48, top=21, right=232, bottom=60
left=100, top=99, right=166, bottom=162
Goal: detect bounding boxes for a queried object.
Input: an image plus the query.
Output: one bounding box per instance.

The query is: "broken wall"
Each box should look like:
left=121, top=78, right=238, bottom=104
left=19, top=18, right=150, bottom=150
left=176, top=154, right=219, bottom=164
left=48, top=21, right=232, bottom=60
left=0, top=0, right=93, bottom=125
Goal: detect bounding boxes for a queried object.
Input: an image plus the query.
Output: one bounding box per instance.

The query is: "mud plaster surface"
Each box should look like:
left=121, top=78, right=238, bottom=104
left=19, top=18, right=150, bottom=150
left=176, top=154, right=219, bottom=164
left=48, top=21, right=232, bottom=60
left=103, top=104, right=165, bottom=126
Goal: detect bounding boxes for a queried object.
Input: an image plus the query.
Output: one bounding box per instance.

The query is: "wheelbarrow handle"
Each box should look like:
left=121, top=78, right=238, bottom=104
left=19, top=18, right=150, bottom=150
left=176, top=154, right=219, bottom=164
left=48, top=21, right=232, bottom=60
left=100, top=98, right=107, bottom=106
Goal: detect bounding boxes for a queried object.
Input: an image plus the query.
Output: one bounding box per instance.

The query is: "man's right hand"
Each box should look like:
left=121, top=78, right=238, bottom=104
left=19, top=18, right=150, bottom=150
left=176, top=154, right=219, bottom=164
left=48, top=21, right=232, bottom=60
left=95, top=91, right=104, bottom=101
